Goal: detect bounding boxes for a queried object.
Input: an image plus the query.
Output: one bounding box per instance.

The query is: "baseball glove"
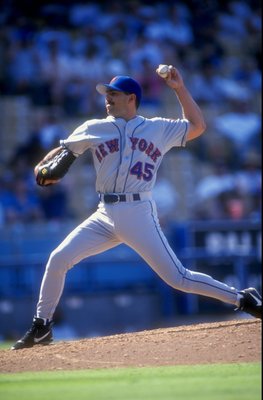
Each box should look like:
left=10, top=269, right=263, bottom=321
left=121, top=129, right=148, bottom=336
left=35, top=146, right=76, bottom=186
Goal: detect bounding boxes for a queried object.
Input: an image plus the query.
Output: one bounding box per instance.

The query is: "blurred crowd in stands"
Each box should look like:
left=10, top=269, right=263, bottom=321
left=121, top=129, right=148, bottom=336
left=0, top=0, right=261, bottom=227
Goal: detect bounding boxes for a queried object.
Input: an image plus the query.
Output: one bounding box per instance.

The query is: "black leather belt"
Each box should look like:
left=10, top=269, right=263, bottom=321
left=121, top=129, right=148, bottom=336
left=99, top=193, right=141, bottom=203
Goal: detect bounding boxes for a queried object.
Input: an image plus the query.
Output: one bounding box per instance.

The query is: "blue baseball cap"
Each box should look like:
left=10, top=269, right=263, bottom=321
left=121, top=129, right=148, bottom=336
left=96, top=76, right=142, bottom=105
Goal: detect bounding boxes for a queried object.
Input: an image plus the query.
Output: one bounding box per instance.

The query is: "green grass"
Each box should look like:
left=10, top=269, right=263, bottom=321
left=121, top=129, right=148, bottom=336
left=0, top=363, right=261, bottom=400
left=0, top=342, right=13, bottom=350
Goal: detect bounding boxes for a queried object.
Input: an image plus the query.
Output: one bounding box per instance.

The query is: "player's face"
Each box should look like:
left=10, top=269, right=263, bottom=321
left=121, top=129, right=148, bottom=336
left=105, top=90, right=133, bottom=119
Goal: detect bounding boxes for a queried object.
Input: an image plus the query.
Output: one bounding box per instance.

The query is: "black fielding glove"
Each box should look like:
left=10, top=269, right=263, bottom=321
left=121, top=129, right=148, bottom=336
left=36, top=148, right=76, bottom=186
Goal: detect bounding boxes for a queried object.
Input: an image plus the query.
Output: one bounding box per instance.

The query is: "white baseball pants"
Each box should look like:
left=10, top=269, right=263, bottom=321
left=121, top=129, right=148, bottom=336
left=37, top=200, right=238, bottom=320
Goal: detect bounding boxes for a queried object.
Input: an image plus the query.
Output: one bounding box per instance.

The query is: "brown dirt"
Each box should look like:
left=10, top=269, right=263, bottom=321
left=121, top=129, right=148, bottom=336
left=0, top=319, right=261, bottom=373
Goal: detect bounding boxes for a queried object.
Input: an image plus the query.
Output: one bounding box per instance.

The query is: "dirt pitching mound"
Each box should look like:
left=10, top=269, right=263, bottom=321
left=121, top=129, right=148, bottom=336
left=1, top=319, right=261, bottom=373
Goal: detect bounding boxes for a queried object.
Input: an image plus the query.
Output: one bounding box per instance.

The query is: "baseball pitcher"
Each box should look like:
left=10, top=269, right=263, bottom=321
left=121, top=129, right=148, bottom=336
left=12, top=65, right=262, bottom=350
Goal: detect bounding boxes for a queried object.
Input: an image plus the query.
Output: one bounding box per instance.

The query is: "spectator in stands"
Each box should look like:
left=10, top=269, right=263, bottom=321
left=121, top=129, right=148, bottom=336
left=37, top=184, right=71, bottom=222
left=9, top=109, right=66, bottom=168
left=3, top=36, right=41, bottom=96
left=235, top=151, right=261, bottom=220
left=194, top=160, right=235, bottom=203
left=1, top=178, right=43, bottom=224
left=220, top=189, right=249, bottom=221
left=37, top=38, right=72, bottom=109
left=135, top=58, right=163, bottom=116
left=193, top=160, right=235, bottom=220
left=213, top=96, right=261, bottom=155
left=188, top=62, right=225, bottom=106
left=235, top=151, right=261, bottom=197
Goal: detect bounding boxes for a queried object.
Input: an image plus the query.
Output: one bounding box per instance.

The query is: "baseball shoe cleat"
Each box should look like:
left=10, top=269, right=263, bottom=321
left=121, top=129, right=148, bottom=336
left=11, top=317, right=53, bottom=350
left=237, top=287, right=262, bottom=319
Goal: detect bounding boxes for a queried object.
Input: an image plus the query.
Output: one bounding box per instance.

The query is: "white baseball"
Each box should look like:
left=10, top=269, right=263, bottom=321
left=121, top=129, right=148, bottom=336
left=157, top=64, right=169, bottom=78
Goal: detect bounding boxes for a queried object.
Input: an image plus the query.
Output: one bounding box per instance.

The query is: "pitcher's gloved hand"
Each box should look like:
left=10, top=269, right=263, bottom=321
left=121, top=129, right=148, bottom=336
left=35, top=147, right=76, bottom=186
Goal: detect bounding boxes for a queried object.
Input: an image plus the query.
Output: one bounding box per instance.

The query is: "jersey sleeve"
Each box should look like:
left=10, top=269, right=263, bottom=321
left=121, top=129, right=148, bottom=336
left=159, top=117, right=189, bottom=152
left=60, top=121, right=91, bottom=155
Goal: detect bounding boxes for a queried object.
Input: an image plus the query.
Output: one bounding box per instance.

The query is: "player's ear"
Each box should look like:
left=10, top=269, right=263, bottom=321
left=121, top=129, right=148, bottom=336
left=128, top=93, right=136, bottom=105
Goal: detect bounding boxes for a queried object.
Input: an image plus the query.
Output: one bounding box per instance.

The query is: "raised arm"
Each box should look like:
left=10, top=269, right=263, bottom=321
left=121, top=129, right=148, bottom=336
left=157, top=65, right=206, bottom=141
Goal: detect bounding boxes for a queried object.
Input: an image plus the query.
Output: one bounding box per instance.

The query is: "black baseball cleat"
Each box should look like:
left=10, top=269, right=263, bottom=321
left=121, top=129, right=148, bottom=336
left=237, top=288, right=262, bottom=319
left=11, top=317, right=53, bottom=350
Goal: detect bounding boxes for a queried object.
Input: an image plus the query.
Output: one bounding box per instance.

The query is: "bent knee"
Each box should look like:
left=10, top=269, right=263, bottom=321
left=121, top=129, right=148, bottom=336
left=46, top=247, right=72, bottom=274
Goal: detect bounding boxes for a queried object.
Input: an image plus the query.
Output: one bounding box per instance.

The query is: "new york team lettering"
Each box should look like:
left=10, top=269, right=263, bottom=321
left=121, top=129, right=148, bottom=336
left=95, top=139, right=119, bottom=162
left=129, top=137, right=161, bottom=162
left=95, top=137, right=162, bottom=164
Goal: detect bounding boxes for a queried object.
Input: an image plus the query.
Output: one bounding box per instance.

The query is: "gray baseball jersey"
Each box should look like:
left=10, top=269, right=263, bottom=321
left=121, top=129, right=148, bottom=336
left=37, top=115, right=238, bottom=320
left=60, top=115, right=188, bottom=193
